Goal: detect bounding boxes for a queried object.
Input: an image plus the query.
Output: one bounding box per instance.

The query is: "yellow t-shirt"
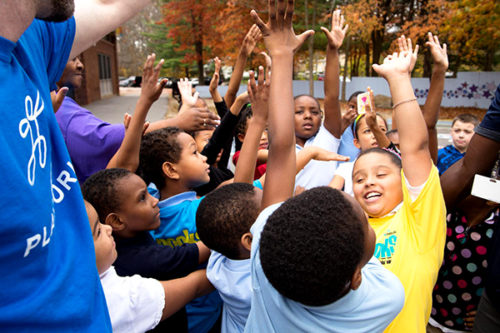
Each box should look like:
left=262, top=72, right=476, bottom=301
left=369, top=166, right=446, bottom=333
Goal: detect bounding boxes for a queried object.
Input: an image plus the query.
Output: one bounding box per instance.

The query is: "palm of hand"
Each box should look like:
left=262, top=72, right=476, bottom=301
left=328, top=28, right=345, bottom=49
left=263, top=26, right=302, bottom=54
left=374, top=54, right=411, bottom=78
left=430, top=45, right=448, bottom=68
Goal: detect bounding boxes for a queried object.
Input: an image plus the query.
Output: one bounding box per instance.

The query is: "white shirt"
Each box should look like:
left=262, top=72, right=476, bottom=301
left=207, top=251, right=252, bottom=333
left=334, top=161, right=355, bottom=196
left=100, top=266, right=164, bottom=333
left=295, top=124, right=341, bottom=189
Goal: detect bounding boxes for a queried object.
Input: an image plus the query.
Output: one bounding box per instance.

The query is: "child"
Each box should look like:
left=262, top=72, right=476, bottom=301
left=337, top=91, right=363, bottom=160
left=83, top=200, right=213, bottom=333
left=233, top=105, right=269, bottom=179
left=244, top=3, right=404, bottom=331
left=138, top=126, right=222, bottom=333
left=351, top=43, right=447, bottom=332
left=329, top=88, right=389, bottom=196
left=437, top=113, right=479, bottom=175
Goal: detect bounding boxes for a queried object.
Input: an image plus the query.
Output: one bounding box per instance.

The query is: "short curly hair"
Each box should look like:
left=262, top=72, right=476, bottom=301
left=235, top=104, right=253, bottom=138
left=260, top=187, right=365, bottom=306
left=196, top=183, right=260, bottom=259
left=138, top=127, right=183, bottom=190
left=82, top=168, right=132, bottom=223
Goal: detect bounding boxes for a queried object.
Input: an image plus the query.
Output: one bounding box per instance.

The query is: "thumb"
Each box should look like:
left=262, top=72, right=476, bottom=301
left=372, top=64, right=382, bottom=75
left=296, top=30, right=315, bottom=49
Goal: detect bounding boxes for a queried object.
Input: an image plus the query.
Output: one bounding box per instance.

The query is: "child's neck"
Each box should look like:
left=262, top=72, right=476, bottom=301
left=295, top=136, right=306, bottom=148
left=160, top=180, right=191, bottom=201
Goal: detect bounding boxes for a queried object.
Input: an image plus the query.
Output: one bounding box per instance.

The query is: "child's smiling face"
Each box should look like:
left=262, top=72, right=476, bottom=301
left=85, top=201, right=117, bottom=274
left=175, top=132, right=211, bottom=187
left=352, top=152, right=403, bottom=218
left=114, top=174, right=160, bottom=234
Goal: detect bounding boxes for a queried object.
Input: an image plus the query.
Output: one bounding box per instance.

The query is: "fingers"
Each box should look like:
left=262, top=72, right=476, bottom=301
left=257, top=66, right=265, bottom=87
left=123, top=112, right=131, bottom=129
left=277, top=0, right=286, bottom=28
left=413, top=44, right=419, bottom=56
left=260, top=52, right=272, bottom=68
left=251, top=10, right=268, bottom=35
left=284, top=0, right=294, bottom=26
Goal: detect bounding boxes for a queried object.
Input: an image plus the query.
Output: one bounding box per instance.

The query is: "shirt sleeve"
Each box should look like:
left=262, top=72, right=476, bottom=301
left=401, top=165, right=447, bottom=253
left=201, top=111, right=239, bottom=165
left=32, top=18, right=76, bottom=90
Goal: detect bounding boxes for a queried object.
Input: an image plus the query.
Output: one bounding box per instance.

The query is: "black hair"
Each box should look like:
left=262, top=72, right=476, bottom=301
left=260, top=187, right=365, bottom=306
left=294, top=94, right=322, bottom=111
left=236, top=104, right=253, bottom=138
left=137, top=127, right=183, bottom=190
left=82, top=168, right=132, bottom=223
left=355, top=147, right=402, bottom=169
left=348, top=91, right=364, bottom=102
left=196, top=183, right=260, bottom=259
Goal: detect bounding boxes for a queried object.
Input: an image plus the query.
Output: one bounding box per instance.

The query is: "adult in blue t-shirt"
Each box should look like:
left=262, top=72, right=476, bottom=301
left=0, top=1, right=157, bottom=331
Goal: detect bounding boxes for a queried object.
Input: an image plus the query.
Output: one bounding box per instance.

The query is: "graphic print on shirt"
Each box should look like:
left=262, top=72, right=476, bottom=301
left=375, top=230, right=398, bottom=265
left=156, top=229, right=200, bottom=248
left=19, top=90, right=47, bottom=186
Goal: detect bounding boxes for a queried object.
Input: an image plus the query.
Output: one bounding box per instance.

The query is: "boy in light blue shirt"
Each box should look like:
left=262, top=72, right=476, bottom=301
left=243, top=2, right=405, bottom=332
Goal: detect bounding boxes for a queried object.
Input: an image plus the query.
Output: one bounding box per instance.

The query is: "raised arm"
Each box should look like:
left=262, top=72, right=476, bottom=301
left=160, top=269, right=214, bottom=320
left=225, top=25, right=262, bottom=108
left=71, top=0, right=152, bottom=59
left=321, top=9, right=348, bottom=138
left=234, top=68, right=269, bottom=184
left=208, top=57, right=223, bottom=103
left=422, top=33, right=448, bottom=163
left=364, top=87, right=391, bottom=148
left=252, top=0, right=314, bottom=209
left=107, top=54, right=165, bottom=171
left=373, top=51, right=432, bottom=186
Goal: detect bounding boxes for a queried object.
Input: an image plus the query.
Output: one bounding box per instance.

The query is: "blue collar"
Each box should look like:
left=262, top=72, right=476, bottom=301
left=158, top=191, right=198, bottom=208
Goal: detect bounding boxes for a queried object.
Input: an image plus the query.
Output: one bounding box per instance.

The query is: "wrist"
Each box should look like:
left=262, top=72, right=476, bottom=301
left=327, top=45, right=340, bottom=53
left=432, top=67, right=447, bottom=75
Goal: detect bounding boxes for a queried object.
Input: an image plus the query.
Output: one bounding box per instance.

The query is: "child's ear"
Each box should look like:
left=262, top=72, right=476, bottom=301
left=105, top=213, right=125, bottom=231
left=162, top=161, right=180, bottom=180
left=349, top=266, right=362, bottom=290
left=240, top=232, right=253, bottom=252
left=353, top=138, right=361, bottom=149
left=237, top=133, right=246, bottom=144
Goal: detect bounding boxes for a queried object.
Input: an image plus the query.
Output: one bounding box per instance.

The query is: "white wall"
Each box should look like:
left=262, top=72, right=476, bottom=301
left=196, top=71, right=499, bottom=108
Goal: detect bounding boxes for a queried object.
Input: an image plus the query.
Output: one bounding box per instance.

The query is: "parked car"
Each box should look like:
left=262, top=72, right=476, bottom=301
left=119, top=76, right=135, bottom=87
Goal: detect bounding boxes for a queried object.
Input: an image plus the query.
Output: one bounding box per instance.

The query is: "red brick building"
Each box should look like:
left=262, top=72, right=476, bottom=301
left=74, top=32, right=119, bottom=105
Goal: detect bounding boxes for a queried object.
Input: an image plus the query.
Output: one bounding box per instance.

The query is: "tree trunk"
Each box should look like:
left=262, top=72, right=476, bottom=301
left=423, top=50, right=432, bottom=78
left=365, top=42, right=371, bottom=77
left=371, top=29, right=384, bottom=76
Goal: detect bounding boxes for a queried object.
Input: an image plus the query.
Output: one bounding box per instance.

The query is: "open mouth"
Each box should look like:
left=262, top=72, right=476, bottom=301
left=303, top=123, right=313, bottom=130
left=364, top=191, right=382, bottom=202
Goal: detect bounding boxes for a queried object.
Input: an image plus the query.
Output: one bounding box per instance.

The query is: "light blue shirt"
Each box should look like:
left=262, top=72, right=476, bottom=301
left=244, top=203, right=405, bottom=333
left=207, top=252, right=252, bottom=333
left=338, top=126, right=360, bottom=161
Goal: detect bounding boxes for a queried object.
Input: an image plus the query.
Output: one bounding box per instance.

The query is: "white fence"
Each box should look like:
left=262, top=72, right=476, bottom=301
left=197, top=71, right=499, bottom=109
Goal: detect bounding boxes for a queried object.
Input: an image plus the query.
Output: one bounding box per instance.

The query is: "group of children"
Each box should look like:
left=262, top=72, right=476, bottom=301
left=55, top=2, right=500, bottom=333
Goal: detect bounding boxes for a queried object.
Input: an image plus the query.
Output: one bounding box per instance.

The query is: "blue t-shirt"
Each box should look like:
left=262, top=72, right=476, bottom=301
left=153, top=191, right=222, bottom=333
left=0, top=19, right=111, bottom=331
left=338, top=126, right=361, bottom=161
left=244, top=203, right=405, bottom=333
left=436, top=145, right=464, bottom=175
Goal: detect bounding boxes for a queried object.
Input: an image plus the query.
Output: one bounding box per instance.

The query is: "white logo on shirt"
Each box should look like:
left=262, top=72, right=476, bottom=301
left=18, top=90, right=47, bottom=186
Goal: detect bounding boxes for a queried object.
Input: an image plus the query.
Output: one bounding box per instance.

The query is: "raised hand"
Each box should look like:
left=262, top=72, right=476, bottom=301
left=177, top=105, right=220, bottom=131
left=372, top=51, right=412, bottom=80
left=178, top=78, right=199, bottom=107
left=51, top=87, right=68, bottom=113
left=251, top=0, right=314, bottom=56
left=425, top=32, right=448, bottom=72
left=397, top=35, right=419, bottom=73
left=141, top=53, right=166, bottom=103
left=248, top=66, right=270, bottom=121
left=320, top=9, right=348, bottom=50
left=364, top=87, right=377, bottom=129
left=242, top=24, right=263, bottom=57
left=209, top=57, right=221, bottom=93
